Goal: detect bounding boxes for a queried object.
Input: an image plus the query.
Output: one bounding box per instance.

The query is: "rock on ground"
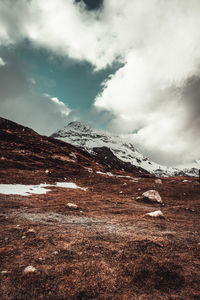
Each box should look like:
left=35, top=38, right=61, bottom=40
left=66, top=203, right=78, bottom=209
left=142, top=190, right=163, bottom=203
left=24, top=266, right=36, bottom=273
left=146, top=210, right=164, bottom=218
left=155, top=179, right=162, bottom=184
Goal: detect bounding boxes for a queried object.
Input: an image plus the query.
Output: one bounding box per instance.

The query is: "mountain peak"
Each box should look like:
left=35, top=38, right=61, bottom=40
left=66, top=121, right=92, bottom=132
left=52, top=121, right=200, bottom=177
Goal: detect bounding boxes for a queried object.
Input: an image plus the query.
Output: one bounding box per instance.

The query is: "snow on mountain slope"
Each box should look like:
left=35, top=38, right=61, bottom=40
left=176, top=160, right=200, bottom=177
left=51, top=122, right=199, bottom=177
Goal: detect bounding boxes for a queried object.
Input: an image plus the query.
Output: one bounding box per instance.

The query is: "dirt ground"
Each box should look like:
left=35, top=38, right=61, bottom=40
left=0, top=172, right=200, bottom=300
left=0, top=117, right=200, bottom=299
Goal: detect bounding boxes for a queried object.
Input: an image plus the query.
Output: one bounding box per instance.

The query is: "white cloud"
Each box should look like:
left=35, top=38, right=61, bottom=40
left=0, top=57, right=6, bottom=66
left=94, top=1, right=200, bottom=165
left=28, top=77, right=36, bottom=85
left=49, top=96, right=71, bottom=116
left=0, top=0, right=200, bottom=164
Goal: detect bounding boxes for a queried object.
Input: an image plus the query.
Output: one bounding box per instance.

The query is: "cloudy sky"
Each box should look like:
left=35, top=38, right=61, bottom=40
left=0, top=0, right=200, bottom=166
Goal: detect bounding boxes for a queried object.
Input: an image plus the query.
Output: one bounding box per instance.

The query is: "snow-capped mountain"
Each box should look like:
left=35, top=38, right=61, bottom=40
left=175, top=160, right=200, bottom=177
left=51, top=122, right=199, bottom=177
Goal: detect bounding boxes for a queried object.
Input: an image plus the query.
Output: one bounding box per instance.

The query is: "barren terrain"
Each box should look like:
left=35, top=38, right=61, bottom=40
left=0, top=117, right=200, bottom=299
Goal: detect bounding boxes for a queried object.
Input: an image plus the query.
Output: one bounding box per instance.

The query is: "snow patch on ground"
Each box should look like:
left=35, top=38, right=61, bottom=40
left=96, top=171, right=134, bottom=179
left=56, top=182, right=87, bottom=191
left=0, top=184, right=51, bottom=196
left=0, top=182, right=87, bottom=196
left=96, top=171, right=114, bottom=177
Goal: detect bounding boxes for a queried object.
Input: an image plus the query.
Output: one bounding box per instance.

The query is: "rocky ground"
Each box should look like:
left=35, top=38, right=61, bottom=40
left=0, top=117, right=200, bottom=299
left=0, top=173, right=200, bottom=299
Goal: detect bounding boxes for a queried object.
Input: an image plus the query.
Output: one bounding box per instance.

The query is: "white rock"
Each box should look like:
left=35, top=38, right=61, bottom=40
left=66, top=203, right=78, bottom=209
left=155, top=179, right=162, bottom=184
left=69, top=152, right=77, bottom=159
left=142, top=190, right=163, bottom=203
left=27, top=228, right=36, bottom=234
left=45, top=169, right=49, bottom=174
left=146, top=210, right=164, bottom=218
left=24, top=266, right=36, bottom=273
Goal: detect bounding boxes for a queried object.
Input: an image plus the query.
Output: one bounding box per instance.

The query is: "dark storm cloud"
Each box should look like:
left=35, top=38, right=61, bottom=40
left=0, top=49, right=75, bottom=135
left=75, top=0, right=103, bottom=10
left=182, top=76, right=200, bottom=124
left=0, top=49, right=29, bottom=101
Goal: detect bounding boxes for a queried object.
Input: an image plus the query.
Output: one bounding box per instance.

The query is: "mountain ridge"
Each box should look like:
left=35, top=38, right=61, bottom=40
left=52, top=121, right=199, bottom=177
left=0, top=117, right=149, bottom=184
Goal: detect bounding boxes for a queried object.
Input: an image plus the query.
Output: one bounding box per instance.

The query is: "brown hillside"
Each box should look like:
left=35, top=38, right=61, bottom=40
left=0, top=117, right=200, bottom=299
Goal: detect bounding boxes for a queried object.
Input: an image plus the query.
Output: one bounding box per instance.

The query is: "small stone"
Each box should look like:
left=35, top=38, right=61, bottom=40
left=69, top=152, right=77, bottom=160
left=27, top=228, right=36, bottom=234
left=22, top=236, right=26, bottom=239
left=53, top=251, right=59, bottom=255
left=1, top=270, right=8, bottom=274
left=146, top=210, right=164, bottom=218
left=66, top=203, right=78, bottom=209
left=155, top=179, right=162, bottom=184
left=24, top=266, right=36, bottom=273
left=15, top=226, right=21, bottom=230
